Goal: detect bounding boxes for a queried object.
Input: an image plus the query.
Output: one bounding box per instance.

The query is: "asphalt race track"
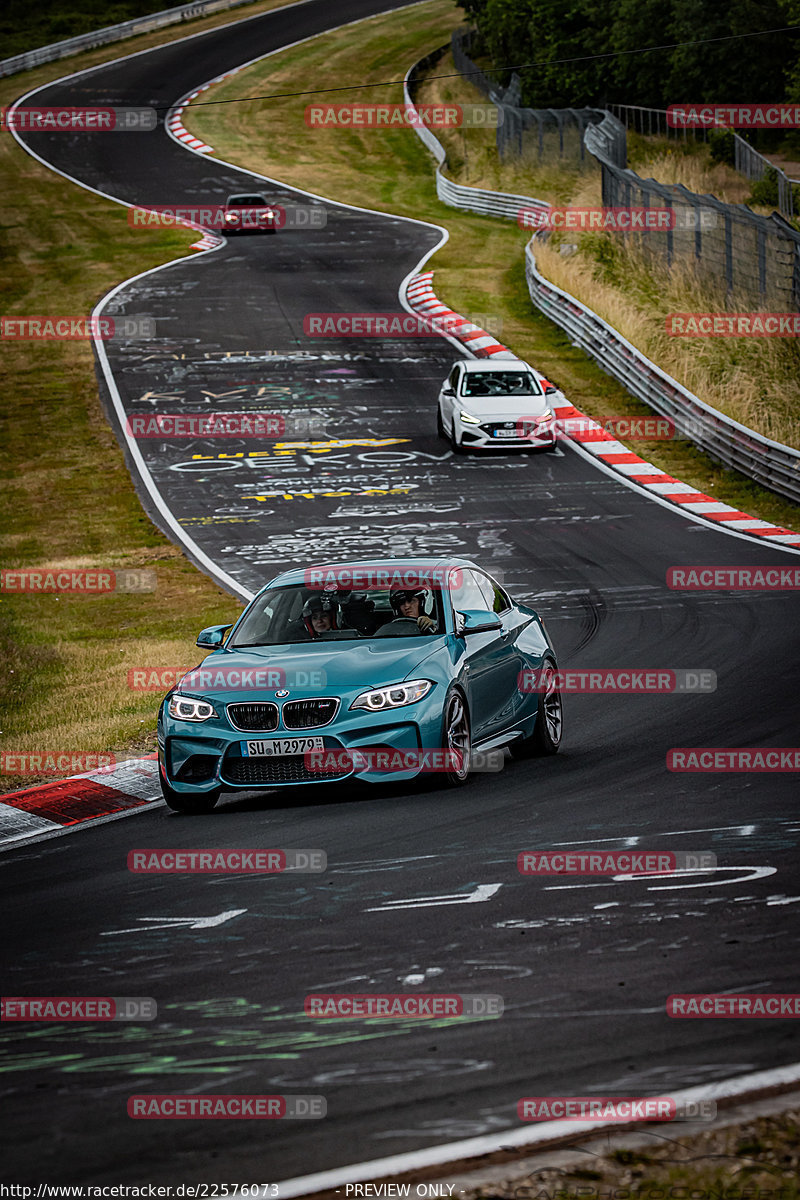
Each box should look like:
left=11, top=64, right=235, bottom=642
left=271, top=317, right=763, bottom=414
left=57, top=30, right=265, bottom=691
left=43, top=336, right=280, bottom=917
left=4, top=0, right=800, bottom=1185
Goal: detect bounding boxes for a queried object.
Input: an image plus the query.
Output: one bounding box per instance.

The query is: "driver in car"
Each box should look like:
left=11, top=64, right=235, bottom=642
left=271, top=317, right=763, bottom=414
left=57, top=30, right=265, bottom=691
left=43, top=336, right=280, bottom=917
left=377, top=586, right=438, bottom=635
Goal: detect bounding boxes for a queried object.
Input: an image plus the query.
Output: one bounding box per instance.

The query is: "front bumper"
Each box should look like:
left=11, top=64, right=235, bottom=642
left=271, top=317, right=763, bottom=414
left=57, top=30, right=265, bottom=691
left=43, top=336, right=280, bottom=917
left=458, top=417, right=556, bottom=448
left=159, top=693, right=446, bottom=792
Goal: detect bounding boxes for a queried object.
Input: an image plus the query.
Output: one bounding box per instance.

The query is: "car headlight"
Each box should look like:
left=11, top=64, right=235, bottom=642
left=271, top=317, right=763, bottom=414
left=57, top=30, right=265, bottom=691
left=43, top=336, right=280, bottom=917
left=224, top=212, right=237, bottom=222
left=537, top=408, right=553, bottom=423
left=167, top=693, right=218, bottom=722
left=350, top=679, right=433, bottom=712
left=459, top=410, right=482, bottom=425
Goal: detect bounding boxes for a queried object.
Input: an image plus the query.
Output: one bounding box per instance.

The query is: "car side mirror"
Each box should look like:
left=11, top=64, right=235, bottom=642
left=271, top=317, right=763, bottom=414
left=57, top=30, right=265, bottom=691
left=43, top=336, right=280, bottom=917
left=196, top=624, right=232, bottom=648
left=456, top=609, right=502, bottom=636
left=541, top=379, right=558, bottom=396
left=443, top=384, right=455, bottom=394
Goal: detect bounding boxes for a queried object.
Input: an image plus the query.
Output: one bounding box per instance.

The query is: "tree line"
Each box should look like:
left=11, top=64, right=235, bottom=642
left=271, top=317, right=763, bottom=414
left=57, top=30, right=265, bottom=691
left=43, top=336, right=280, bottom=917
left=457, top=0, right=800, bottom=113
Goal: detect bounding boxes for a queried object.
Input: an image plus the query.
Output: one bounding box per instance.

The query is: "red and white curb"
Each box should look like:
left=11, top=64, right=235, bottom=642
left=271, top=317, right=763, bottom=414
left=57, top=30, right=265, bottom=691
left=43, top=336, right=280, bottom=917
left=0, top=756, right=162, bottom=850
left=405, top=274, right=509, bottom=357
left=406, top=271, right=800, bottom=548
left=166, top=86, right=215, bottom=154
left=166, top=66, right=245, bottom=157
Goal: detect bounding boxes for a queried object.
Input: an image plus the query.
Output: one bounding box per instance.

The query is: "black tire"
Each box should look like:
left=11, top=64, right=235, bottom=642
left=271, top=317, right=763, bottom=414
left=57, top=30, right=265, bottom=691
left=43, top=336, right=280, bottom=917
left=440, top=689, right=471, bottom=786
left=510, top=659, right=562, bottom=758
left=160, top=775, right=220, bottom=813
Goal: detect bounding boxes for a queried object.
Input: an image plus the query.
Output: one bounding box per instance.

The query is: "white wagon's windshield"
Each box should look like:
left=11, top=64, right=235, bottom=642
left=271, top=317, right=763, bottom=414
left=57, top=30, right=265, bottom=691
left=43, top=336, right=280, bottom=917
left=228, top=583, right=445, bottom=646
left=461, top=371, right=540, bottom=397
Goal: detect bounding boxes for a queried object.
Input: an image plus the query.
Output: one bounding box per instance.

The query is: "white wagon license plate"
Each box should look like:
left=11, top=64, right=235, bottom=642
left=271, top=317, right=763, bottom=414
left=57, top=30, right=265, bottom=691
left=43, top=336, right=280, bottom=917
left=493, top=429, right=517, bottom=438
left=242, top=736, right=325, bottom=757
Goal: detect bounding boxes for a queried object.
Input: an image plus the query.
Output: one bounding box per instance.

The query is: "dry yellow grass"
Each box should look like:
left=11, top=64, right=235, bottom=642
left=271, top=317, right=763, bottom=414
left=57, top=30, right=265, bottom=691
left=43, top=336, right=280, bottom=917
left=533, top=235, right=800, bottom=448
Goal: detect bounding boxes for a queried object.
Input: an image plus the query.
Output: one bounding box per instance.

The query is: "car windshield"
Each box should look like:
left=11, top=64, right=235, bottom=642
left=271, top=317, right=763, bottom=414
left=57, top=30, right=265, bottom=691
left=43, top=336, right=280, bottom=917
left=228, top=583, right=445, bottom=646
left=227, top=196, right=268, bottom=207
left=461, top=370, right=540, bottom=397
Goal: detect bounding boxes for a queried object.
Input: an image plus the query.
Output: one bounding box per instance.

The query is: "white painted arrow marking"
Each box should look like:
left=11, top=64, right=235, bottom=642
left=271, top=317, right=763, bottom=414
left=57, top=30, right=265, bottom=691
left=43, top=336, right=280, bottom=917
left=366, top=884, right=501, bottom=912
left=101, top=909, right=246, bottom=936
left=545, top=867, right=776, bottom=891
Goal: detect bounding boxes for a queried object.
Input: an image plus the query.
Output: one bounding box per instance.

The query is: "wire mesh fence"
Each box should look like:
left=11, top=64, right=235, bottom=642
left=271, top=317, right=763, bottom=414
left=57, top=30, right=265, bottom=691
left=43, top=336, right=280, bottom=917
left=451, top=30, right=800, bottom=311
left=610, top=104, right=799, bottom=222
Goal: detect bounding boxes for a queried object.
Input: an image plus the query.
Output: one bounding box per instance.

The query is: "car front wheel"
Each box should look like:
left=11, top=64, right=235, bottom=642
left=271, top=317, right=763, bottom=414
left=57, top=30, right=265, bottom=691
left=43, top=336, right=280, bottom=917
left=437, top=404, right=446, bottom=439
left=441, top=690, right=471, bottom=786
left=449, top=418, right=466, bottom=456
left=510, top=660, right=562, bottom=757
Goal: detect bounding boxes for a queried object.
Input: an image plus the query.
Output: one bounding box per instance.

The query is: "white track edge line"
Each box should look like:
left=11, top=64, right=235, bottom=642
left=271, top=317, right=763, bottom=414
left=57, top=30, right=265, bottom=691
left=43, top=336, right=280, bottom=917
left=273, top=1062, right=800, bottom=1197
left=561, top=436, right=800, bottom=555
left=9, top=2, right=455, bottom=606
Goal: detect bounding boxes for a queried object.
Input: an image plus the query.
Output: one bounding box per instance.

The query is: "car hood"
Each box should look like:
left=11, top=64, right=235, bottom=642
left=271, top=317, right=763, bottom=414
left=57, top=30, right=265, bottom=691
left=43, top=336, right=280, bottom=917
left=179, top=639, right=443, bottom=700
left=458, top=394, right=551, bottom=418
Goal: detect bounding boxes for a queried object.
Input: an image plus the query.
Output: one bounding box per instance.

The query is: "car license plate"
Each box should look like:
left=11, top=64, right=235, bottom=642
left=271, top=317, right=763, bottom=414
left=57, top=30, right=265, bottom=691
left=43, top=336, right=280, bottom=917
left=241, top=736, right=325, bottom=757
left=493, top=429, right=517, bottom=438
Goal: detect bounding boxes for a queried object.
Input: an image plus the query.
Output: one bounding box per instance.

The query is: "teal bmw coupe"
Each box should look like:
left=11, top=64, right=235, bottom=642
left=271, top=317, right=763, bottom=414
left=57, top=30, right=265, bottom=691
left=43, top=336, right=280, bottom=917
left=157, top=558, right=562, bottom=812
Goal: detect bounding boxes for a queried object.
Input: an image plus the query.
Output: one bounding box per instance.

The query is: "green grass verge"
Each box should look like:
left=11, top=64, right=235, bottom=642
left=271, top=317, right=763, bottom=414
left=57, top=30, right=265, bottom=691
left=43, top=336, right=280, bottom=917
left=0, top=9, right=320, bottom=777
left=186, top=1, right=800, bottom=533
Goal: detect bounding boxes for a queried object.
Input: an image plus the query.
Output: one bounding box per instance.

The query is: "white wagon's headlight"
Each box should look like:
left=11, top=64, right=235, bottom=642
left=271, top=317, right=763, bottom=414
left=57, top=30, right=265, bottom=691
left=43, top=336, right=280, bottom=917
left=459, top=410, right=482, bottom=425
left=167, top=694, right=218, bottom=722
left=351, top=679, right=433, bottom=712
